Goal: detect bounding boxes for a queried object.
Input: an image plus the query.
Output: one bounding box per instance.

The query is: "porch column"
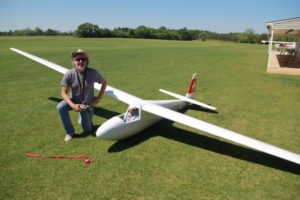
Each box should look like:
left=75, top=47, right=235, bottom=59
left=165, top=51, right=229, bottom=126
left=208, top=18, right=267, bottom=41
left=267, top=29, right=274, bottom=68
left=268, top=29, right=274, bottom=54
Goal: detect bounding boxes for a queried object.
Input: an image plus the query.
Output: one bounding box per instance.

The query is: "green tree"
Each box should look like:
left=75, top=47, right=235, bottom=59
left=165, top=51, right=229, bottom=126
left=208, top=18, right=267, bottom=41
left=177, top=27, right=193, bottom=40
left=100, top=28, right=112, bottom=37
left=34, top=27, right=44, bottom=35
left=135, top=26, right=152, bottom=38
left=44, top=28, right=58, bottom=36
left=76, top=23, right=100, bottom=37
left=243, top=28, right=256, bottom=43
left=155, top=26, right=172, bottom=40
left=237, top=34, right=249, bottom=43
left=244, top=28, right=255, bottom=35
left=113, top=27, right=130, bottom=38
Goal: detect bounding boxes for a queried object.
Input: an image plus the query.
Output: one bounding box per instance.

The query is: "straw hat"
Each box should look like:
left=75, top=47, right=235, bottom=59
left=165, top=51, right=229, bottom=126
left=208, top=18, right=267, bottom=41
left=71, top=49, right=89, bottom=58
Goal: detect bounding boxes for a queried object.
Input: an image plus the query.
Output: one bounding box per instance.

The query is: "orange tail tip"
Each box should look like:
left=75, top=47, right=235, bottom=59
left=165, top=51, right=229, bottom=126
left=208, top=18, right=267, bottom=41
left=187, top=73, right=198, bottom=95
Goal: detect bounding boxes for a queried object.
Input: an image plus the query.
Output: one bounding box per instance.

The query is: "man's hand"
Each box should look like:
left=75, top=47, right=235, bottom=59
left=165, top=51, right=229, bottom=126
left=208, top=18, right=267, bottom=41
left=61, top=87, right=83, bottom=112
left=71, top=104, right=82, bottom=112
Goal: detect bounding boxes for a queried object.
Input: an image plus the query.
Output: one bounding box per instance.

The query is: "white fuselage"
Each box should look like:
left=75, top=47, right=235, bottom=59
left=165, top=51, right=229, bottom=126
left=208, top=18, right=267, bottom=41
left=96, top=100, right=188, bottom=140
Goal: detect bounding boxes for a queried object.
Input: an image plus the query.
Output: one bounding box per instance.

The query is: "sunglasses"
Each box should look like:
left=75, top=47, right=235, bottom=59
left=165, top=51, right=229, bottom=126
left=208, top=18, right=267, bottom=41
left=74, top=57, right=87, bottom=61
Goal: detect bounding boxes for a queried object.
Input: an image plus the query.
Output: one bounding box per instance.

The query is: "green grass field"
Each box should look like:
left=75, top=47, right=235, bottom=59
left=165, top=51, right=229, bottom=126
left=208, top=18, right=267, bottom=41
left=1, top=37, right=299, bottom=200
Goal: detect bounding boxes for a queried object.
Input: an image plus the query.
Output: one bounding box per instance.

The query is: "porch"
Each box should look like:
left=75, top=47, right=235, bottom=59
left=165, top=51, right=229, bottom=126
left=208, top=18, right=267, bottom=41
left=266, top=17, right=300, bottom=75
left=267, top=50, right=300, bottom=75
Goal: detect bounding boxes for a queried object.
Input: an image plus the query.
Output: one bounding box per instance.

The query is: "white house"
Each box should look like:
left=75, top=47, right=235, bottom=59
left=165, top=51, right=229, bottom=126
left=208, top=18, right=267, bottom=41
left=266, top=17, right=300, bottom=75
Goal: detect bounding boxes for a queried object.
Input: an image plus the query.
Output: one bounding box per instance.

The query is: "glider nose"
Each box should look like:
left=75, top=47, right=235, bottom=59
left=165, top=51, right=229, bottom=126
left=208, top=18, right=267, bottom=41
left=96, top=116, right=125, bottom=140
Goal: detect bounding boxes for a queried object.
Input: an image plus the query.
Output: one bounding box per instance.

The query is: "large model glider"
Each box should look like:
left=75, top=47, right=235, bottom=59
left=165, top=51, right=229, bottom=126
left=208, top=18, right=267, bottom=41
left=10, top=48, right=300, bottom=165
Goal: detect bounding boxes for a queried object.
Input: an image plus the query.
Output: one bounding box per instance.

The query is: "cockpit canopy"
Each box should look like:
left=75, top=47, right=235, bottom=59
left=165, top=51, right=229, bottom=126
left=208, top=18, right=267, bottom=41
left=123, top=106, right=140, bottom=122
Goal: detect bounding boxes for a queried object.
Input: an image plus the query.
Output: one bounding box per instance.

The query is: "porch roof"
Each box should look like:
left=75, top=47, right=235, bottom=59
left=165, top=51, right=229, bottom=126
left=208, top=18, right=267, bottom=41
left=267, top=17, right=300, bottom=36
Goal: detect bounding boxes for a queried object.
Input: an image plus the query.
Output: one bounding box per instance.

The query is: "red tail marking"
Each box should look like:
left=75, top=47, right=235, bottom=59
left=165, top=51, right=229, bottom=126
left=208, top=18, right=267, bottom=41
left=187, top=78, right=197, bottom=94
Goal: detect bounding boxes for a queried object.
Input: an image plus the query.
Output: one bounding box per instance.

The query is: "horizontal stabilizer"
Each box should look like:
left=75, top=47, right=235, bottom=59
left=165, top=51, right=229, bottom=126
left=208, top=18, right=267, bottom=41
left=159, top=89, right=217, bottom=111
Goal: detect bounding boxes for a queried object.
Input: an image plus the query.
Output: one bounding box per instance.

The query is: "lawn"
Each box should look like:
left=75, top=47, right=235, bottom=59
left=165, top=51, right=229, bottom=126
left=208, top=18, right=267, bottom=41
left=0, top=37, right=299, bottom=200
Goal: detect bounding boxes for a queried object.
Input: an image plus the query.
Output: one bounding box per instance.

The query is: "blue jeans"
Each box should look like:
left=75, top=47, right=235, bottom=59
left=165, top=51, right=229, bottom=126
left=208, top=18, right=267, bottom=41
left=56, top=100, right=94, bottom=136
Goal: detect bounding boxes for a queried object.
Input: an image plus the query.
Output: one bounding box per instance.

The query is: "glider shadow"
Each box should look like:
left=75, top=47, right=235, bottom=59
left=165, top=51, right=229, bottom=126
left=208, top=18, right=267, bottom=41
left=48, top=97, right=299, bottom=174
left=108, top=106, right=300, bottom=175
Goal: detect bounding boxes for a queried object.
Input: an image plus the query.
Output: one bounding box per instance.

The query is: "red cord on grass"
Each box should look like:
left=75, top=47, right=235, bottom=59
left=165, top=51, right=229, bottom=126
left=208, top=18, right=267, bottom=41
left=24, top=153, right=93, bottom=165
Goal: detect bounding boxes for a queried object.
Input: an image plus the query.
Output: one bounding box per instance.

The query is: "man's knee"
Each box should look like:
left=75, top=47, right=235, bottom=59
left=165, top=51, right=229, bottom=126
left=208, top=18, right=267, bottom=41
left=56, top=101, right=67, bottom=113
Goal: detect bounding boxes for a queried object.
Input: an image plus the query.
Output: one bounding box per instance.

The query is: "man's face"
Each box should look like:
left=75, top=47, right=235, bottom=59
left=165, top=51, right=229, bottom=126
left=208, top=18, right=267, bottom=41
left=72, top=53, right=88, bottom=72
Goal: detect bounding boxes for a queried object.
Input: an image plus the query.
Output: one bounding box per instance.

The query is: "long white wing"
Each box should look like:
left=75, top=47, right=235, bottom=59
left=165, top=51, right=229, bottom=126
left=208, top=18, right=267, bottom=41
left=142, top=103, right=300, bottom=165
left=10, top=48, right=68, bottom=74
left=97, top=84, right=143, bottom=106
left=10, top=48, right=141, bottom=105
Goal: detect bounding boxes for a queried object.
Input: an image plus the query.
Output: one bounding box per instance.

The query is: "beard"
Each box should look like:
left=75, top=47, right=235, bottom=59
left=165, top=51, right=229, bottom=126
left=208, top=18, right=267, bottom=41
left=72, top=63, right=87, bottom=72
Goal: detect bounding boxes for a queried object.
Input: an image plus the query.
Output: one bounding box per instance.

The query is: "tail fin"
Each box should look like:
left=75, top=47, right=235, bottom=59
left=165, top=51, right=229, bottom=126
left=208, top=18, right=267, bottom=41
left=186, top=73, right=198, bottom=99
left=159, top=73, right=216, bottom=111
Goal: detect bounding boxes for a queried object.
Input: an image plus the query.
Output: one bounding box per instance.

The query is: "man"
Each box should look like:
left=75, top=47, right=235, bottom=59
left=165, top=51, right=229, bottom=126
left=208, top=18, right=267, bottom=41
left=56, top=49, right=107, bottom=141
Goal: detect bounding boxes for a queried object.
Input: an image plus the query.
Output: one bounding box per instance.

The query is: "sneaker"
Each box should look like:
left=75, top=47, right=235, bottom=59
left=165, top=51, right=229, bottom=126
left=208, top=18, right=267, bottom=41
left=64, top=135, right=72, bottom=142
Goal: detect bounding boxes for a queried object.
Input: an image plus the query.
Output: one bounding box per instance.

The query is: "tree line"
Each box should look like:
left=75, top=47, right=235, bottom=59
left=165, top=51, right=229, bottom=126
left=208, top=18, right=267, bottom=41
left=75, top=23, right=271, bottom=43
left=0, top=23, right=297, bottom=43
left=0, top=27, right=73, bottom=36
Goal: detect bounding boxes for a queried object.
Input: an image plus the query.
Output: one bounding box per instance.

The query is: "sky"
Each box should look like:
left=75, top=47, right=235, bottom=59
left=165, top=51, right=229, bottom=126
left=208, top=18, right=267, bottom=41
left=0, top=0, right=299, bottom=34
